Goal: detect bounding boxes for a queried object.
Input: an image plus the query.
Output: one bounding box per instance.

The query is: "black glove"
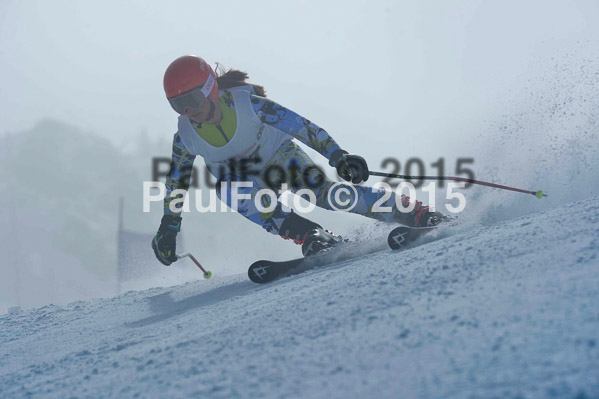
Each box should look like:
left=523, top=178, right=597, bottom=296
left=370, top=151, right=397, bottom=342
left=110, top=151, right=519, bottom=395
left=329, top=149, right=369, bottom=184
left=151, top=214, right=182, bottom=266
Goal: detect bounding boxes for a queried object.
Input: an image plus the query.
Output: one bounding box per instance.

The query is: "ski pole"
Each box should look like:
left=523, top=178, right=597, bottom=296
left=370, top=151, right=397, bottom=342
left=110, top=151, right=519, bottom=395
left=176, top=252, right=213, bottom=279
left=368, top=171, right=547, bottom=198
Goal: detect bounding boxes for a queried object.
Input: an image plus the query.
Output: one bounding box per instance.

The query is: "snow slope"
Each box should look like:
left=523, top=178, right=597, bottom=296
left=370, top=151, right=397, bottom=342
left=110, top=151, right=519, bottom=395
left=1, top=197, right=598, bottom=399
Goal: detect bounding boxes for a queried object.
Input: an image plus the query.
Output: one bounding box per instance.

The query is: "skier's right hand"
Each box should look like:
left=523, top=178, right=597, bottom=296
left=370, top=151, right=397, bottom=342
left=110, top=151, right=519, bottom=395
left=151, top=214, right=182, bottom=266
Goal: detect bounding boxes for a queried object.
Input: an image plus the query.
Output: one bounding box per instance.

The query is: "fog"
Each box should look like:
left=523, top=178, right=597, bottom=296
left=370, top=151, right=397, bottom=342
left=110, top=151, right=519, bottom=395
left=1, top=0, right=598, bottom=312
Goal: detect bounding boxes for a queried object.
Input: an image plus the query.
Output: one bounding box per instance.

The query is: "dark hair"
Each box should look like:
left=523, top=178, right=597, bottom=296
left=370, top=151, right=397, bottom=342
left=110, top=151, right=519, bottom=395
left=215, top=63, right=266, bottom=97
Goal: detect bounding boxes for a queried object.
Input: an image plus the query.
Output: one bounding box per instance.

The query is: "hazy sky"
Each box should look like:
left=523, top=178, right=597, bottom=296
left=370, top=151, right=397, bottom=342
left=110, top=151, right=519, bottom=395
left=1, top=0, right=598, bottom=159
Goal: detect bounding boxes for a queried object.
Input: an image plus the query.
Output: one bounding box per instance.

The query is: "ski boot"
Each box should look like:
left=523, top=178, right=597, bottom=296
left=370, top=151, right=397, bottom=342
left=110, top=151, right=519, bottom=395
left=279, top=211, right=344, bottom=256
left=301, top=228, right=344, bottom=257
left=397, top=194, right=453, bottom=228
left=416, top=208, right=453, bottom=227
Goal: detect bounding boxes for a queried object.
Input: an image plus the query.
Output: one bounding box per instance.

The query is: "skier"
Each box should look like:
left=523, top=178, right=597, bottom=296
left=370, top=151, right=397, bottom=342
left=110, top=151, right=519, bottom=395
left=152, top=55, right=447, bottom=265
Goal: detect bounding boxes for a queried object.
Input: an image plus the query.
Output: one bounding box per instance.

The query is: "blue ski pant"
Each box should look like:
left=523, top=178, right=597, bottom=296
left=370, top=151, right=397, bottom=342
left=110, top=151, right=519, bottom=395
left=214, top=140, right=417, bottom=235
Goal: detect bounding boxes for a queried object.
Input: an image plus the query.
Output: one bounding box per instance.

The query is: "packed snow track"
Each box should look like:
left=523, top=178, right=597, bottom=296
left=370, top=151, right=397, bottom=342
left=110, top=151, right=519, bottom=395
left=1, top=197, right=598, bottom=398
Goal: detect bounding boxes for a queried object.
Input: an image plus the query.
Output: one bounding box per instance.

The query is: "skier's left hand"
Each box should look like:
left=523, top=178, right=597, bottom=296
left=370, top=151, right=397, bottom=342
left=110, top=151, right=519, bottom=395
left=329, top=149, right=369, bottom=184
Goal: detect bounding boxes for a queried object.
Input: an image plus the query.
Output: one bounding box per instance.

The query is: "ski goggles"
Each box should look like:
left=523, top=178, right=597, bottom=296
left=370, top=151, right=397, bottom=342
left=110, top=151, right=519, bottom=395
left=168, top=74, right=216, bottom=114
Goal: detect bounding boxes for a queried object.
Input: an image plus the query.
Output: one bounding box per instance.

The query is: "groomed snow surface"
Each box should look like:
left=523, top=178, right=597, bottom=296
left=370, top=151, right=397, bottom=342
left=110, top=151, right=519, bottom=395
left=1, top=197, right=598, bottom=399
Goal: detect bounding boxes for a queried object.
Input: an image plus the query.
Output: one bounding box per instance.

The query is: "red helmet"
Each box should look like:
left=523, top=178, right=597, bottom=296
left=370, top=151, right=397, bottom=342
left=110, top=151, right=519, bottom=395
left=163, top=55, right=219, bottom=112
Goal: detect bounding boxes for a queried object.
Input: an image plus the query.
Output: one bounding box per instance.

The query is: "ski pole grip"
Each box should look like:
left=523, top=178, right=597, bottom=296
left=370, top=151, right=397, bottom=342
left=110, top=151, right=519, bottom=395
left=176, top=252, right=213, bottom=279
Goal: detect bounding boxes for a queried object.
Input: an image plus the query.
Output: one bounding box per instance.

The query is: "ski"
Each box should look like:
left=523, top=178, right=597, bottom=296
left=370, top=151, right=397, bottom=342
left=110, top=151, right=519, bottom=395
left=387, top=226, right=437, bottom=250
left=248, top=226, right=438, bottom=284
left=248, top=258, right=306, bottom=284
left=248, top=241, right=366, bottom=284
